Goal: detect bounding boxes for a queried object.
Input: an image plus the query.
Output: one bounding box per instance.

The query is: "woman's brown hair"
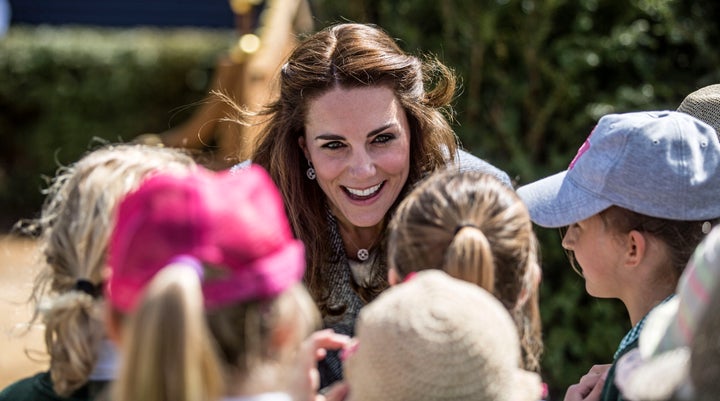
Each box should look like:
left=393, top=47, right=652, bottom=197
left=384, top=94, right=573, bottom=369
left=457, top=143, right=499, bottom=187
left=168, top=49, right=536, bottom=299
left=246, top=23, right=460, bottom=308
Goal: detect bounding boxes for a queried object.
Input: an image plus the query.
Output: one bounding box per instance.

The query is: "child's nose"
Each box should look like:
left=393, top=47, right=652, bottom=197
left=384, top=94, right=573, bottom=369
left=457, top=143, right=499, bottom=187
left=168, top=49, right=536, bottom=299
left=561, top=228, right=575, bottom=250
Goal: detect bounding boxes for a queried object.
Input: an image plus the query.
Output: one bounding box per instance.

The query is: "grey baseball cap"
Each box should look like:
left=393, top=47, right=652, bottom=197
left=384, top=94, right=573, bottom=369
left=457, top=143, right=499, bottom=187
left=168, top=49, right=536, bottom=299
left=517, top=111, right=720, bottom=228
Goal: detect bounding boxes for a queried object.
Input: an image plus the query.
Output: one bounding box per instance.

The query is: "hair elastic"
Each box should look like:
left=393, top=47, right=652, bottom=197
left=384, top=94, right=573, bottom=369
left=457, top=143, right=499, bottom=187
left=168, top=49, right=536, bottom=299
left=454, top=223, right=480, bottom=236
left=74, top=279, right=102, bottom=298
left=168, top=255, right=205, bottom=281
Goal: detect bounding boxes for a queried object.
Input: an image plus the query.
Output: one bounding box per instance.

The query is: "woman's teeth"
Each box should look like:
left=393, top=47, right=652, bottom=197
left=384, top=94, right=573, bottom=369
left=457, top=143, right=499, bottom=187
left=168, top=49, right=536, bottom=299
left=346, top=182, right=382, bottom=197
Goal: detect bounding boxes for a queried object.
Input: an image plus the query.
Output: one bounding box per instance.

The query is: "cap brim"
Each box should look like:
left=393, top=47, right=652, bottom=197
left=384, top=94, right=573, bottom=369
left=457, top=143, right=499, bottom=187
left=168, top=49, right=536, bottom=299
left=510, top=370, right=544, bottom=401
left=517, top=171, right=612, bottom=228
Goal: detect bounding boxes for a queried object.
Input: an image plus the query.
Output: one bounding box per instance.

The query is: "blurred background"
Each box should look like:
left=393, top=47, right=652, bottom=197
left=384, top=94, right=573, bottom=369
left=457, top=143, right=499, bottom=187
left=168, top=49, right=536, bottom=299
left=1, top=0, right=719, bottom=398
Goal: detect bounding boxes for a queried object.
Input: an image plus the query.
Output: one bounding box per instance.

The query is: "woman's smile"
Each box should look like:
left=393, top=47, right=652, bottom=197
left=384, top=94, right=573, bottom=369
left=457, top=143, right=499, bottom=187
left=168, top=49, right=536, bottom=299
left=343, top=182, right=384, bottom=200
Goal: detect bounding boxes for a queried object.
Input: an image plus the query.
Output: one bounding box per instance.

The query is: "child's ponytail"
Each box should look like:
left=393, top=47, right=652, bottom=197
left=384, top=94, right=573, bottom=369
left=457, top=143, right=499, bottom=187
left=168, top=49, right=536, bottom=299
left=43, top=290, right=105, bottom=396
left=112, top=265, right=223, bottom=401
left=445, top=225, right=496, bottom=292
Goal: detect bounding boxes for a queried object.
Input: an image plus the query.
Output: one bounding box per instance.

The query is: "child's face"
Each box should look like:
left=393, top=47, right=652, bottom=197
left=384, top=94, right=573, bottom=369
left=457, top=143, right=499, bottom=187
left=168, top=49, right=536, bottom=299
left=561, top=214, right=626, bottom=297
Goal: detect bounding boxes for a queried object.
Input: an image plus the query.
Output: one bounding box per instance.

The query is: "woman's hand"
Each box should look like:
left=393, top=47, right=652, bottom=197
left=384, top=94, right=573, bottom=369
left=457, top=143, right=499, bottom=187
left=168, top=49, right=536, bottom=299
left=563, top=364, right=611, bottom=401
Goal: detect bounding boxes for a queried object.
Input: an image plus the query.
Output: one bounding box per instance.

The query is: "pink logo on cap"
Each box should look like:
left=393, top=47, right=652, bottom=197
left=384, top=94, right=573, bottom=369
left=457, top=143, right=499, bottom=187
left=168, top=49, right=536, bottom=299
left=568, top=125, right=596, bottom=170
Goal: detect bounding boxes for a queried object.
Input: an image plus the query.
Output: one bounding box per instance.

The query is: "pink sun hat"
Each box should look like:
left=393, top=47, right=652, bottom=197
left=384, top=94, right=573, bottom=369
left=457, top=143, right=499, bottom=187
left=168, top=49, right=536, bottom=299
left=106, top=165, right=305, bottom=313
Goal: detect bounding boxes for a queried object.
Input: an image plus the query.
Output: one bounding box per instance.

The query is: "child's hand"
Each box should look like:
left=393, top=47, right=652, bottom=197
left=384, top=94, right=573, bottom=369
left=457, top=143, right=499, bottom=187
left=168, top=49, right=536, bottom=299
left=563, top=364, right=611, bottom=401
left=317, top=381, right=350, bottom=401
left=289, top=329, right=351, bottom=401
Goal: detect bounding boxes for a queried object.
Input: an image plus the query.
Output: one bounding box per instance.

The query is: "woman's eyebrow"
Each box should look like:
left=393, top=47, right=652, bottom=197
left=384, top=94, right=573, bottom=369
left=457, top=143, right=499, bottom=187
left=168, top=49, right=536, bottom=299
left=313, top=123, right=396, bottom=141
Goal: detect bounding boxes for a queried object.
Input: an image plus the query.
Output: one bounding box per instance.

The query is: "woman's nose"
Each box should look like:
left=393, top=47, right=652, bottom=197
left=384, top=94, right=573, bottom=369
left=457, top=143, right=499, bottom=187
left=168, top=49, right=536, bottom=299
left=349, top=150, right=375, bottom=177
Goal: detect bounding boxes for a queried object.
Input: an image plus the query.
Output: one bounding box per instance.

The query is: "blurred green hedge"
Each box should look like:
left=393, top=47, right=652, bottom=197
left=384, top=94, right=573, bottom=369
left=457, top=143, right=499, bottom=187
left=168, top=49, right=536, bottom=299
left=2, top=1, right=720, bottom=397
left=0, top=25, right=233, bottom=229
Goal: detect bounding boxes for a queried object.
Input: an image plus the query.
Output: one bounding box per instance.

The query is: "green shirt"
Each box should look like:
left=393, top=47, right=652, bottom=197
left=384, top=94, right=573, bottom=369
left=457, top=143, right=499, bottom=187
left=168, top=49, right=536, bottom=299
left=600, top=295, right=675, bottom=401
left=0, top=371, right=108, bottom=401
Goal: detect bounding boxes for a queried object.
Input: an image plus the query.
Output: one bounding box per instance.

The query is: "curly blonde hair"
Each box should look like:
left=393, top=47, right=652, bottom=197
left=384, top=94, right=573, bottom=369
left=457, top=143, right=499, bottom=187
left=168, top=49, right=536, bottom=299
left=17, top=144, right=195, bottom=396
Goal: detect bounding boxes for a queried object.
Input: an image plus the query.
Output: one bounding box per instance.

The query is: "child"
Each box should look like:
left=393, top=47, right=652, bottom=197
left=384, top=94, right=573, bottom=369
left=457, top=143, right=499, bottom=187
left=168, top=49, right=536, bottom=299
left=613, top=225, right=720, bottom=401
left=0, top=144, right=196, bottom=401
left=104, top=165, right=349, bottom=401
left=387, top=170, right=543, bottom=374
left=516, top=111, right=720, bottom=401
left=342, top=269, right=543, bottom=401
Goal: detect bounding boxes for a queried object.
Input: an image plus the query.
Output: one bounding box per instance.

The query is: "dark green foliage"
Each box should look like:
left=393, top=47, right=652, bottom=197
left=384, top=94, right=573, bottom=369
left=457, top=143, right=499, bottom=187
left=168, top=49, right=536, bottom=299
left=0, top=26, right=232, bottom=229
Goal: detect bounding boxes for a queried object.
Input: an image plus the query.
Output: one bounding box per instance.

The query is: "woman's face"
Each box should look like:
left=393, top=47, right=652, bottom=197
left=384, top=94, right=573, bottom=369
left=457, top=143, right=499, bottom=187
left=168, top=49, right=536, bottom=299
left=300, top=85, right=411, bottom=229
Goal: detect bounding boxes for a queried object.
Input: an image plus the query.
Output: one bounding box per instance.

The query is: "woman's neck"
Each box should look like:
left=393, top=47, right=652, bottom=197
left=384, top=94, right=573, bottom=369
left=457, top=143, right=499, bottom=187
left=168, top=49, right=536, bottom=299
left=337, top=221, right=383, bottom=260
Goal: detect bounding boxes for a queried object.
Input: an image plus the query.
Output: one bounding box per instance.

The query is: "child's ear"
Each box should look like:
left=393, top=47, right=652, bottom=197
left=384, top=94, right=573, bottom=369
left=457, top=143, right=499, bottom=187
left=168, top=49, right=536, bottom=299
left=388, top=267, right=401, bottom=286
left=624, top=230, right=647, bottom=268
left=270, top=311, right=304, bottom=352
left=105, top=302, right=123, bottom=345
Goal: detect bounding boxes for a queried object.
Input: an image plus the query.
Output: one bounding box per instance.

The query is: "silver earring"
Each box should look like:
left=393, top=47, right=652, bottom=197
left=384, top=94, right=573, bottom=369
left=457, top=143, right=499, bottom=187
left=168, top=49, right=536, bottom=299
left=306, top=160, right=316, bottom=180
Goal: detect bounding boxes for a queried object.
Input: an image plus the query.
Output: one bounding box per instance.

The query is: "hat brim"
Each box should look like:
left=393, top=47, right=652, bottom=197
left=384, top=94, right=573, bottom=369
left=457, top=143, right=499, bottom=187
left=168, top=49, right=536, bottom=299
left=511, top=370, right=544, bottom=401
left=639, top=298, right=680, bottom=357
left=616, top=347, right=690, bottom=401
left=517, top=171, right=613, bottom=228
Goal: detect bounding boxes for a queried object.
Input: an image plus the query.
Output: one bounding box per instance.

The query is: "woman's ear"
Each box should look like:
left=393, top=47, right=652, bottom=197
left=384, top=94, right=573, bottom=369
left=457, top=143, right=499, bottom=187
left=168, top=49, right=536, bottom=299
left=624, top=230, right=647, bottom=268
left=297, top=136, right=310, bottom=161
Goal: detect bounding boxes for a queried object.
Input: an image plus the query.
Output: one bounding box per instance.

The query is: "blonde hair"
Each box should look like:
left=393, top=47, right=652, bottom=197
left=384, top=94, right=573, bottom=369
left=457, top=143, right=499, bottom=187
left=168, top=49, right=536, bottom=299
left=388, top=170, right=543, bottom=372
left=112, top=265, right=320, bottom=401
left=112, top=266, right=223, bottom=401
left=17, top=143, right=195, bottom=396
left=207, top=284, right=320, bottom=381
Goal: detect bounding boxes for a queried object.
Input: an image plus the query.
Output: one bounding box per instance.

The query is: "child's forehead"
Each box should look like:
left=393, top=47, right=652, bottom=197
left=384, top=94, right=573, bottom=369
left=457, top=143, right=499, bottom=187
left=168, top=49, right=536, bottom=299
left=575, top=213, right=604, bottom=226
left=583, top=212, right=627, bottom=236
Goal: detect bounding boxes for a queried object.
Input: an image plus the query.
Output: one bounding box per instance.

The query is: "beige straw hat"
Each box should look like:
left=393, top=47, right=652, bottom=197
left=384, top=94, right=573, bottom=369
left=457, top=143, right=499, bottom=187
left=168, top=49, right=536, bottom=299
left=677, top=84, right=720, bottom=137
left=344, top=270, right=542, bottom=401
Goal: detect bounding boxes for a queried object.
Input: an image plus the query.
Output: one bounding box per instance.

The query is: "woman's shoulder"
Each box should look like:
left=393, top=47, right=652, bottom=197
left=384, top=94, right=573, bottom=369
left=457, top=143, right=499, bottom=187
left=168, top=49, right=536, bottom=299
left=452, top=149, right=513, bottom=188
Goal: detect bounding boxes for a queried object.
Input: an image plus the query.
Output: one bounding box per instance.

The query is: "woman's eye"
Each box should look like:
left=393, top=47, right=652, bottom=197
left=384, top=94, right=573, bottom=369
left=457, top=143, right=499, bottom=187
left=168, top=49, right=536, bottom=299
left=373, top=133, right=394, bottom=144
left=321, top=141, right=345, bottom=149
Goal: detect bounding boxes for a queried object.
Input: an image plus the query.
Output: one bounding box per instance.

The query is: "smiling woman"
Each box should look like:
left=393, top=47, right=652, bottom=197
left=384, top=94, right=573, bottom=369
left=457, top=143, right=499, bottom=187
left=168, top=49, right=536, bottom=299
left=236, top=22, right=511, bottom=388
left=300, top=85, right=411, bottom=253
